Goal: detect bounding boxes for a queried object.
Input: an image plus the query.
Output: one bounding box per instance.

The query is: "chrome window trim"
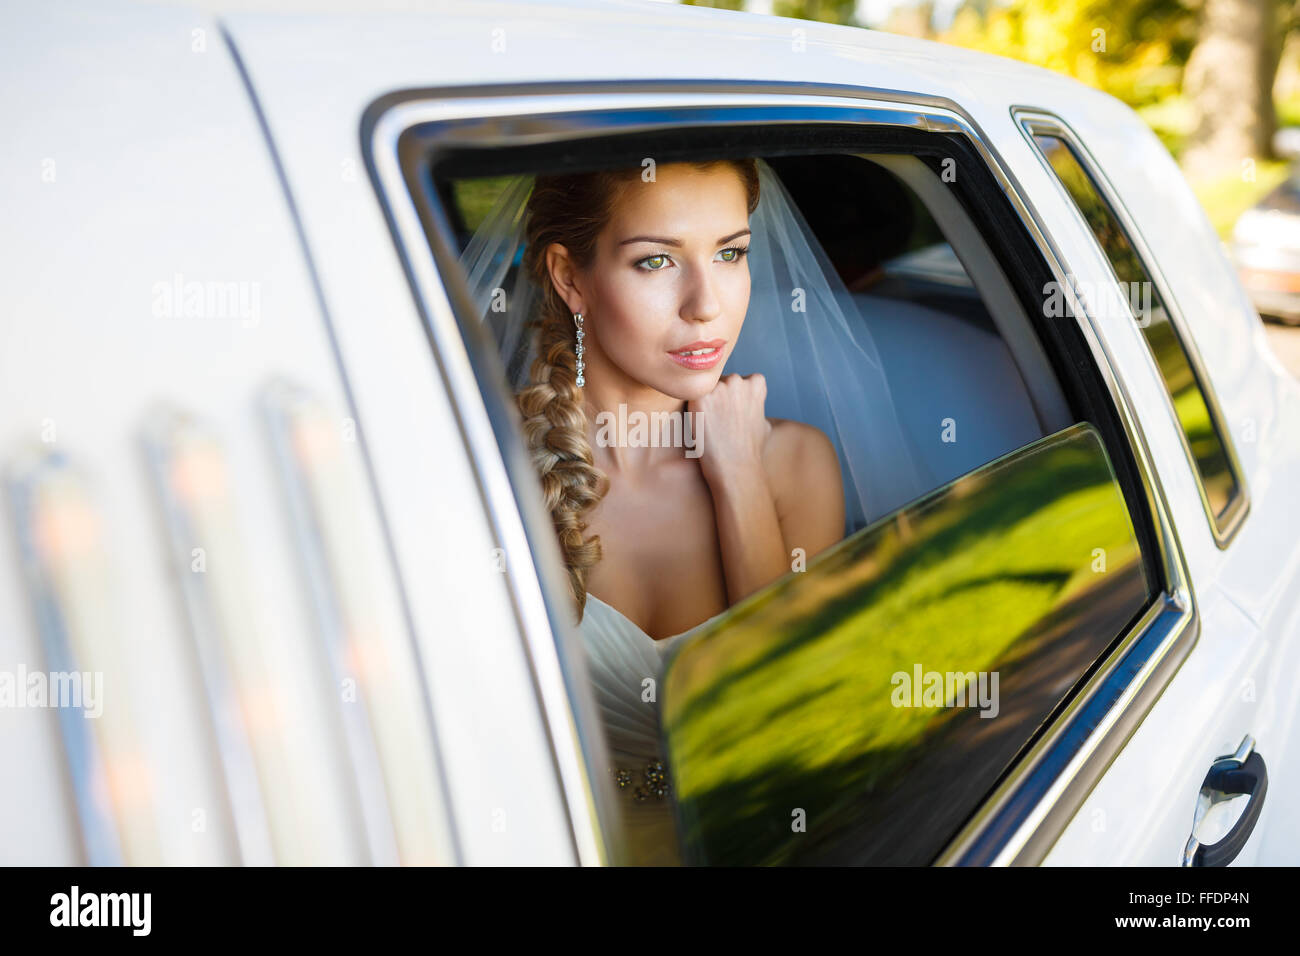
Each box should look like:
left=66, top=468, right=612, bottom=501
left=361, top=80, right=1199, bottom=867
left=1013, top=108, right=1250, bottom=549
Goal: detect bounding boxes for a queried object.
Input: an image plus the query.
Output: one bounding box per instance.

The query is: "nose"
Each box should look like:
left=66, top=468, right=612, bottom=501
left=682, top=260, right=723, bottom=324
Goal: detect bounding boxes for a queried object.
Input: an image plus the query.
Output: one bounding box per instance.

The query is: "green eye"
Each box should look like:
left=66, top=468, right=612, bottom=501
left=718, top=248, right=738, bottom=262
left=642, top=254, right=668, bottom=271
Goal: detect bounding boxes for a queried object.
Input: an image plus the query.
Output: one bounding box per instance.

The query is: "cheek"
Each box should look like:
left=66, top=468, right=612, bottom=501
left=590, top=272, right=668, bottom=349
left=590, top=264, right=752, bottom=357
left=733, top=267, right=752, bottom=318
left=720, top=266, right=752, bottom=337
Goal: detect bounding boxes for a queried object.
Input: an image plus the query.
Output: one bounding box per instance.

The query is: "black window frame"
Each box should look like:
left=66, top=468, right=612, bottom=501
left=360, top=81, right=1200, bottom=866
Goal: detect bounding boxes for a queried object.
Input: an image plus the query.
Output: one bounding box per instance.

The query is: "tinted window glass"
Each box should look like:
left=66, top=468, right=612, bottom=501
left=1031, top=133, right=1240, bottom=527
left=660, top=422, right=1154, bottom=865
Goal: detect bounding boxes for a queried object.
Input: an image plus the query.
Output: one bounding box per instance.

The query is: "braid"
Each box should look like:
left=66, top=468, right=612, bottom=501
left=516, top=286, right=605, bottom=620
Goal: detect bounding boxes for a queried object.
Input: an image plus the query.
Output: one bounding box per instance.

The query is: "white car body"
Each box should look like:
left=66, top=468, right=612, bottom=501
left=2, top=0, right=1298, bottom=866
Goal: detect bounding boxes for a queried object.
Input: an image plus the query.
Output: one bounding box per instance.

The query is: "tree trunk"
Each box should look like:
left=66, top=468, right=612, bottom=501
left=1182, top=0, right=1281, bottom=179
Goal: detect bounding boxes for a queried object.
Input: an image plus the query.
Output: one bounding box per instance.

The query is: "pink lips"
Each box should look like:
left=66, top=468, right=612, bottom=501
left=668, top=339, right=726, bottom=370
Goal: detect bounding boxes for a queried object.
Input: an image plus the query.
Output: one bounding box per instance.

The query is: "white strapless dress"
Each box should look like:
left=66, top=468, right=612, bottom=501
left=579, top=593, right=729, bottom=866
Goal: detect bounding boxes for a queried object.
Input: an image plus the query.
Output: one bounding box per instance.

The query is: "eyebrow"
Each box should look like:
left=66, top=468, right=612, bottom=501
left=618, top=228, right=751, bottom=248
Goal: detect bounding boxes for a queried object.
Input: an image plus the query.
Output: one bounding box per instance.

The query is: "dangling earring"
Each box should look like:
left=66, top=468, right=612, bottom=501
left=573, top=312, right=586, bottom=387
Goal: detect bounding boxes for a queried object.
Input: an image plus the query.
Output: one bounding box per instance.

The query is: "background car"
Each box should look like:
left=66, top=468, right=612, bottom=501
left=1232, top=168, right=1300, bottom=326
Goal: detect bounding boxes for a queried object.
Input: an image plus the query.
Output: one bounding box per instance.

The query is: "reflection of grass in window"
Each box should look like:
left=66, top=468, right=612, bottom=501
left=1173, top=380, right=1215, bottom=455
left=1172, top=381, right=1236, bottom=517
left=1143, top=317, right=1194, bottom=395
left=663, top=426, right=1144, bottom=864
left=1140, top=312, right=1235, bottom=517
left=1147, top=315, right=1234, bottom=512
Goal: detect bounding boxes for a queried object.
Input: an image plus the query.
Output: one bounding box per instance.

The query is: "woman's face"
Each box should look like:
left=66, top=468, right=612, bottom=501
left=554, top=163, right=752, bottom=402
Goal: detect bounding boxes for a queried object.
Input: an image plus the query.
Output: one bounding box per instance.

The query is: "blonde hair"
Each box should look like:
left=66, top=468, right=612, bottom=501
left=517, top=159, right=761, bottom=620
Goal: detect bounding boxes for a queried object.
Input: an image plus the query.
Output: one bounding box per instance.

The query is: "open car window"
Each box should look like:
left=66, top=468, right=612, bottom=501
left=428, top=147, right=1161, bottom=865
left=372, top=92, right=1191, bottom=866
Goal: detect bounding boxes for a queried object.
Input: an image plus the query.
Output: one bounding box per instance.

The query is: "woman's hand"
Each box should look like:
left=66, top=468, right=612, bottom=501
left=688, top=373, right=789, bottom=603
left=687, top=374, right=845, bottom=605
left=689, top=372, right=772, bottom=488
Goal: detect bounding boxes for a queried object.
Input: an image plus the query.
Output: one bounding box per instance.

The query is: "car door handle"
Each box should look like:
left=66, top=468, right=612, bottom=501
left=1182, top=735, right=1267, bottom=867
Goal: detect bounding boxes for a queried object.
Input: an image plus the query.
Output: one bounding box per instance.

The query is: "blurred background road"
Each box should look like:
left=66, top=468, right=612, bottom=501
left=685, top=0, right=1300, bottom=379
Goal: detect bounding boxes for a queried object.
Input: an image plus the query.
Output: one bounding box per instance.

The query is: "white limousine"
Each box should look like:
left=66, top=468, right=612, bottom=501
left=2, top=0, right=1298, bottom=867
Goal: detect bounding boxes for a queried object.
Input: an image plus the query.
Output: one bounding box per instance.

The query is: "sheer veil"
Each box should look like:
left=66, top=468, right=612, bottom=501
left=455, top=157, right=933, bottom=534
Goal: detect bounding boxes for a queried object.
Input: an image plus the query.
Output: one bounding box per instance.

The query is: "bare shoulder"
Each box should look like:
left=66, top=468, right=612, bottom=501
left=764, top=416, right=832, bottom=455
left=762, top=418, right=845, bottom=554
left=762, top=417, right=840, bottom=494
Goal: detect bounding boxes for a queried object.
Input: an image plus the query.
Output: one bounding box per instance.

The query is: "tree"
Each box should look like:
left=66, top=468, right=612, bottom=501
left=1182, top=0, right=1285, bottom=177
left=940, top=0, right=1196, bottom=108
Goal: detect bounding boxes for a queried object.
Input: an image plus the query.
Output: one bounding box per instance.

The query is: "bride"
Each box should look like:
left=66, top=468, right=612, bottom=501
left=519, top=158, right=844, bottom=639
left=459, top=154, right=931, bottom=864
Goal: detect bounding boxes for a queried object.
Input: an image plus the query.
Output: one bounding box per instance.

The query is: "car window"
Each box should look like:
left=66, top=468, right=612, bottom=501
left=385, top=100, right=1179, bottom=866
left=1027, top=130, right=1243, bottom=537
left=661, top=421, right=1153, bottom=865
left=430, top=148, right=1161, bottom=864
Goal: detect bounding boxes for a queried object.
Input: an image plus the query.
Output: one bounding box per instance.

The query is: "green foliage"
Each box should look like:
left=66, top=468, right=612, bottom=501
left=682, top=0, right=859, bottom=24
left=680, top=0, right=748, bottom=11
left=771, top=0, right=859, bottom=21
left=940, top=0, right=1197, bottom=108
